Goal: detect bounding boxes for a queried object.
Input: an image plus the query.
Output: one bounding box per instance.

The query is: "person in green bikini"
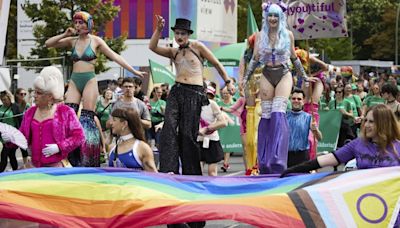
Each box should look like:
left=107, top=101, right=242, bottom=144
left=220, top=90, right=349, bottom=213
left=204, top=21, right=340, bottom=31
left=45, top=11, right=146, bottom=167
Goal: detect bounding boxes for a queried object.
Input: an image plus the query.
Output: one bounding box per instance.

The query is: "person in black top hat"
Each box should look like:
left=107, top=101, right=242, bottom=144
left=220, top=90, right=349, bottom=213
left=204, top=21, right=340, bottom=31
left=149, top=16, right=232, bottom=174
left=150, top=16, right=233, bottom=228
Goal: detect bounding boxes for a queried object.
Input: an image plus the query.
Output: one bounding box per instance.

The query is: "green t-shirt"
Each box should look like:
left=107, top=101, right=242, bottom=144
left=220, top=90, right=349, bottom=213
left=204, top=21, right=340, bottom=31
left=329, top=99, right=353, bottom=125
left=363, top=95, right=385, bottom=108
left=150, top=99, right=166, bottom=123
left=0, top=105, right=17, bottom=143
left=344, top=96, right=359, bottom=117
left=95, top=100, right=112, bottom=130
left=319, top=96, right=329, bottom=110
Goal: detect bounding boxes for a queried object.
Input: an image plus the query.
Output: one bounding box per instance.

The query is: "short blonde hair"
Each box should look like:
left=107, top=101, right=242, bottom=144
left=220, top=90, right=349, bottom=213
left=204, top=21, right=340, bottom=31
left=33, top=66, right=64, bottom=100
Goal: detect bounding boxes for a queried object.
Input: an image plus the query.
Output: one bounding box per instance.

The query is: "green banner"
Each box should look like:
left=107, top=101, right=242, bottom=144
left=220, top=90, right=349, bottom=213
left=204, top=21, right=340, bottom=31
left=317, top=110, right=342, bottom=152
left=218, top=112, right=243, bottom=153
left=148, top=59, right=175, bottom=85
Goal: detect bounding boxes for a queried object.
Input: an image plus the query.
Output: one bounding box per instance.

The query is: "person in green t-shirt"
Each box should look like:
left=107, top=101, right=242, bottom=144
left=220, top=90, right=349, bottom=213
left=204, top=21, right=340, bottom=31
left=362, top=83, right=385, bottom=117
left=0, top=90, right=22, bottom=172
left=149, top=86, right=166, bottom=148
left=95, top=88, right=113, bottom=131
left=328, top=87, right=355, bottom=147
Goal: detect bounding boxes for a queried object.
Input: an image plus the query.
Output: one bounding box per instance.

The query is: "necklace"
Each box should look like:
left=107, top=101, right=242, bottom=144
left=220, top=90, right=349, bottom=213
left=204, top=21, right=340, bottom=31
left=119, top=133, right=134, bottom=142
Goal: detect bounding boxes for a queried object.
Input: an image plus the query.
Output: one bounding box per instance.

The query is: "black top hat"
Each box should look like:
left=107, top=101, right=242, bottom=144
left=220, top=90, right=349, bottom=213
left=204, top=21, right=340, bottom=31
left=171, top=18, right=193, bottom=34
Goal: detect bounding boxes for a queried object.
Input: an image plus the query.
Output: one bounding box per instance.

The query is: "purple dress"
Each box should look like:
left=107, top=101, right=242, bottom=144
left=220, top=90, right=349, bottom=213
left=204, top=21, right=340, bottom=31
left=334, top=138, right=400, bottom=169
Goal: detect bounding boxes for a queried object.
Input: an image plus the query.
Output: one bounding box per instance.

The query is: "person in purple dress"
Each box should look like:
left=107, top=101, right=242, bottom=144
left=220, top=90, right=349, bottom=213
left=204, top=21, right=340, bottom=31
left=281, top=104, right=400, bottom=226
left=282, top=104, right=400, bottom=175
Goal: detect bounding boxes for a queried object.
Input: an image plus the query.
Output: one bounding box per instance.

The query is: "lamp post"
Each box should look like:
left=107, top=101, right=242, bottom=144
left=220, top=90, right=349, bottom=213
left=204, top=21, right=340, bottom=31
left=396, top=2, right=400, bottom=65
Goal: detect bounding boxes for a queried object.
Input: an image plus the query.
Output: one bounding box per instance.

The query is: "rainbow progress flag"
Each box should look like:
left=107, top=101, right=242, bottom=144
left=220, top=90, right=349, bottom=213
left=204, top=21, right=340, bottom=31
left=0, top=167, right=399, bottom=227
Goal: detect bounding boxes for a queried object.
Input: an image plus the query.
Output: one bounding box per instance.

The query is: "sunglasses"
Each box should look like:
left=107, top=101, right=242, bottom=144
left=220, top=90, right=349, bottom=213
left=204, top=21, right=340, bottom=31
left=174, top=31, right=188, bottom=36
left=336, top=91, right=343, bottom=93
left=268, top=13, right=279, bottom=18
left=291, top=97, right=302, bottom=101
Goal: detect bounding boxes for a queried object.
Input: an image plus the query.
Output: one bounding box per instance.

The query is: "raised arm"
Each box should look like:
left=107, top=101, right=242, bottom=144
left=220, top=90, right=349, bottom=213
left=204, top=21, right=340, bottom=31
left=149, top=15, right=173, bottom=58
left=310, top=55, right=328, bottom=77
left=289, top=32, right=317, bottom=83
left=45, top=28, right=75, bottom=48
left=97, top=36, right=147, bottom=78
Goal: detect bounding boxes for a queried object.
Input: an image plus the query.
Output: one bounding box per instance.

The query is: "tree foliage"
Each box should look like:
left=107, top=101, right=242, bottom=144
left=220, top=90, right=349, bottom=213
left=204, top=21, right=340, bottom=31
left=21, top=0, right=126, bottom=74
left=5, top=0, right=17, bottom=60
left=364, top=6, right=397, bottom=61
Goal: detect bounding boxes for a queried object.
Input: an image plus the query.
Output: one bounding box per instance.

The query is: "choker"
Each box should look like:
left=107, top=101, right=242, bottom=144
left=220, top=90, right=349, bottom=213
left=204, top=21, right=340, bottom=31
left=179, top=42, right=190, bottom=49
left=119, top=133, right=134, bottom=142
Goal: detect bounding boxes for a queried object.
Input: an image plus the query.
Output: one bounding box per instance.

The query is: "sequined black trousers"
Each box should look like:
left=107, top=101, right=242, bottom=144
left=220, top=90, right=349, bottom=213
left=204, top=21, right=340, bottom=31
left=159, top=82, right=209, bottom=175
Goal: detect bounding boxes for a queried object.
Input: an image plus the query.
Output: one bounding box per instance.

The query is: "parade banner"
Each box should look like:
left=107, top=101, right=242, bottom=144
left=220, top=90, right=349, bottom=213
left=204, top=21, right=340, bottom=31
left=218, top=111, right=242, bottom=153
left=0, top=0, right=11, bottom=65
left=0, top=167, right=399, bottom=227
left=196, top=0, right=237, bottom=43
left=148, top=59, right=175, bottom=85
left=100, top=0, right=170, bottom=39
left=284, top=0, right=348, bottom=40
left=317, top=110, right=342, bottom=152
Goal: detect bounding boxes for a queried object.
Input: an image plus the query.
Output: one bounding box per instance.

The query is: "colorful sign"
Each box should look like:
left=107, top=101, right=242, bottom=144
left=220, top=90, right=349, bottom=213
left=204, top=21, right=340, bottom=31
left=100, top=0, right=170, bottom=39
left=284, top=0, right=348, bottom=40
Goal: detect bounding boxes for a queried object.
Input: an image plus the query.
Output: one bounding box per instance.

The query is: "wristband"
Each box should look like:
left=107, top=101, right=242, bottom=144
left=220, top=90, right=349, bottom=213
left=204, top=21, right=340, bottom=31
left=225, top=80, right=231, bottom=84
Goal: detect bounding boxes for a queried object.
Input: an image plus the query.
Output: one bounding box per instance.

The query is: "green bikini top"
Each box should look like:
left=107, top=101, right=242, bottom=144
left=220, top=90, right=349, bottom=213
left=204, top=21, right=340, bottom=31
left=71, top=37, right=97, bottom=64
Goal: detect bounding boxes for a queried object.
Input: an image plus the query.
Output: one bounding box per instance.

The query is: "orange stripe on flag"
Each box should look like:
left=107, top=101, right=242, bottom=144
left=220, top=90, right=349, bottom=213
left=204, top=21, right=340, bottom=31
left=121, top=0, right=129, bottom=36
left=137, top=0, right=145, bottom=38
left=105, top=20, right=113, bottom=38
left=153, top=0, right=162, bottom=31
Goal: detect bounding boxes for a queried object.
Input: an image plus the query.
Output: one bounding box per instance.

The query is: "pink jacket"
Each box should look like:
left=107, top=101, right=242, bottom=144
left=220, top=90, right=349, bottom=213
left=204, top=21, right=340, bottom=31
left=19, top=104, right=85, bottom=164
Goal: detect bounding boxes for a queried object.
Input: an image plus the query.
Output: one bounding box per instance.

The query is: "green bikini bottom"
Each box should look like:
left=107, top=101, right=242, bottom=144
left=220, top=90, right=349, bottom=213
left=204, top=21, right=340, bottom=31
left=70, top=72, right=96, bottom=94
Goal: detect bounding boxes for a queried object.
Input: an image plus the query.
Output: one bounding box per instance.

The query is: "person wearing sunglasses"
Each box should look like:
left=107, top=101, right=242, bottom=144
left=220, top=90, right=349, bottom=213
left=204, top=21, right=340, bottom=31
left=45, top=11, right=147, bottom=167
left=329, top=88, right=354, bottom=148
left=242, top=2, right=317, bottom=174
left=13, top=88, right=31, bottom=168
left=286, top=88, right=322, bottom=168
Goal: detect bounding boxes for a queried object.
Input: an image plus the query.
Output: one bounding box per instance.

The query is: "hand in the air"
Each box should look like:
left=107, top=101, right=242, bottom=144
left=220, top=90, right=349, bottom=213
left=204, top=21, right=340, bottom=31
left=155, top=15, right=165, bottom=32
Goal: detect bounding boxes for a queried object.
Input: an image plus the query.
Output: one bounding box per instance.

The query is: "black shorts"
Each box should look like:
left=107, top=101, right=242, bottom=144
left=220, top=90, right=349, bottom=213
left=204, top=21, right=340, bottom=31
left=199, top=140, right=224, bottom=164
